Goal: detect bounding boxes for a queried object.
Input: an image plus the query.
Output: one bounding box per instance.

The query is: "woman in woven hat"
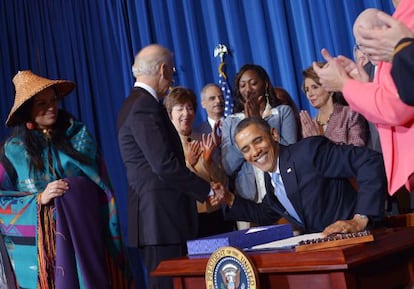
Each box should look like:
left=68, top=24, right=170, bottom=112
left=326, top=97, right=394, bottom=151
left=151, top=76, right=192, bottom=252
left=0, top=71, right=134, bottom=289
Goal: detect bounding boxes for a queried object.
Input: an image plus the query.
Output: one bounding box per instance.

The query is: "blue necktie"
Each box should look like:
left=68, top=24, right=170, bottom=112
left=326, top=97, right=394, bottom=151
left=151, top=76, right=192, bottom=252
left=271, top=172, right=301, bottom=223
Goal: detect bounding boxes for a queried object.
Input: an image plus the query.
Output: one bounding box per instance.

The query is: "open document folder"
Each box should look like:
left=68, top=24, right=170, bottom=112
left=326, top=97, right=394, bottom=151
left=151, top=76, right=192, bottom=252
left=186, top=224, right=293, bottom=255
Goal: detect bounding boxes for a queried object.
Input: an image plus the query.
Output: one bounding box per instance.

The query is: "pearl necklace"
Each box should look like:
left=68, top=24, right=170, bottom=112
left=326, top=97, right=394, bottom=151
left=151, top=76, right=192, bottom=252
left=316, top=112, right=332, bottom=127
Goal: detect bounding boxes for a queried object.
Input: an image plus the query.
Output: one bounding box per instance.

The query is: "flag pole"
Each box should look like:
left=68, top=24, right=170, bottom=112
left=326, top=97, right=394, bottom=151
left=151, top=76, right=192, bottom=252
left=214, top=44, right=233, bottom=116
left=214, top=44, right=228, bottom=64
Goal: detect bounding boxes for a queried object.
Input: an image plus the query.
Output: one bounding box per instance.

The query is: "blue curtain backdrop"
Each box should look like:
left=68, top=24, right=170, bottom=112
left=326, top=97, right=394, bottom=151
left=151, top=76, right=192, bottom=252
left=0, top=0, right=394, bottom=285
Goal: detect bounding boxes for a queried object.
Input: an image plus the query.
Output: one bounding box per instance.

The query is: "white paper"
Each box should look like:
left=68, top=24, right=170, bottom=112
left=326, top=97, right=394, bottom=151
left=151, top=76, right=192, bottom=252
left=251, top=232, right=323, bottom=250
left=245, top=227, right=269, bottom=234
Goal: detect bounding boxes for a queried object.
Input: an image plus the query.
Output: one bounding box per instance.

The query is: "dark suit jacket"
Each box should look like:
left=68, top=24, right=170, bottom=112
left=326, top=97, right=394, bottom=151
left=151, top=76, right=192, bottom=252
left=193, top=121, right=212, bottom=135
left=226, top=136, right=386, bottom=233
left=362, top=62, right=382, bottom=153
left=391, top=38, right=414, bottom=106
left=117, top=87, right=210, bottom=247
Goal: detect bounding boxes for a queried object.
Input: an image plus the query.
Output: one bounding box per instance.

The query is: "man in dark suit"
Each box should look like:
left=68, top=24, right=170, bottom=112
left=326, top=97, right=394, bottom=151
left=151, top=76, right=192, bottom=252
left=352, top=12, right=382, bottom=153
left=190, top=83, right=235, bottom=236
left=194, top=83, right=225, bottom=134
left=117, top=44, right=215, bottom=289
left=215, top=117, right=386, bottom=235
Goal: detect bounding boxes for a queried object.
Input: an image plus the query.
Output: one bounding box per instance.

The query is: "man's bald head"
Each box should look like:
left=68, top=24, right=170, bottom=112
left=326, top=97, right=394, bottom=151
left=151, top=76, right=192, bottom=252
left=132, top=44, right=173, bottom=78
left=131, top=44, right=175, bottom=99
left=353, top=8, right=387, bottom=65
left=353, top=8, right=385, bottom=40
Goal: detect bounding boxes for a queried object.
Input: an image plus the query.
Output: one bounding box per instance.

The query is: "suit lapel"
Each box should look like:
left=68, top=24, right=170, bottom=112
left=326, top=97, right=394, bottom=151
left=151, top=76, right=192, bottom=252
left=203, top=122, right=212, bottom=134
left=264, top=172, right=274, bottom=195
left=278, top=146, right=302, bottom=218
left=140, top=91, right=185, bottom=164
left=160, top=104, right=186, bottom=163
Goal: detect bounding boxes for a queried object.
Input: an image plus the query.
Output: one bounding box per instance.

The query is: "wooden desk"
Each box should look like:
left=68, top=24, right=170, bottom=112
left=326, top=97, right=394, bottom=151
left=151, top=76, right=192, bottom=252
left=152, top=227, right=414, bottom=289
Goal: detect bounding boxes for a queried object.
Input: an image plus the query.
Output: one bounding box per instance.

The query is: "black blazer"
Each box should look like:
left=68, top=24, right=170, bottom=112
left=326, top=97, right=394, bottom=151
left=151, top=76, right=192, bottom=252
left=117, top=87, right=210, bottom=246
left=391, top=38, right=414, bottom=106
left=226, top=136, right=386, bottom=233
left=193, top=121, right=212, bottom=135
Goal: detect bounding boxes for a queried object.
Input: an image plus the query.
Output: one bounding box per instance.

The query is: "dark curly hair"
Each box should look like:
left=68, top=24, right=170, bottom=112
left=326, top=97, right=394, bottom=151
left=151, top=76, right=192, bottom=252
left=233, top=64, right=282, bottom=113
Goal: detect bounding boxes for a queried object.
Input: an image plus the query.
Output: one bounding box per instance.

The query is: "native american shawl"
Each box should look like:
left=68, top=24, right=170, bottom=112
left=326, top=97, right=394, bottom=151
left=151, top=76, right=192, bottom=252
left=0, top=120, right=132, bottom=289
left=0, top=233, right=17, bottom=288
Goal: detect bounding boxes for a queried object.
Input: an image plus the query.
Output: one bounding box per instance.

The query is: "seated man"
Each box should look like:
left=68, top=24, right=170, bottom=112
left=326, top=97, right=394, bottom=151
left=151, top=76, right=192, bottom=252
left=215, top=117, right=386, bottom=236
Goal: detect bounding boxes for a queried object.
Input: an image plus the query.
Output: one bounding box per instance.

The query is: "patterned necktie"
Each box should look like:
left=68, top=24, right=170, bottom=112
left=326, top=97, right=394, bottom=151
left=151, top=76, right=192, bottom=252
left=271, top=172, right=301, bottom=223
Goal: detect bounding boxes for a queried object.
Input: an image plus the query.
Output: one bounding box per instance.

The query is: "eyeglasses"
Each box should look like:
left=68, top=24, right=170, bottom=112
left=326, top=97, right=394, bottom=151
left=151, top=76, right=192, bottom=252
left=353, top=43, right=369, bottom=58
left=171, top=66, right=178, bottom=84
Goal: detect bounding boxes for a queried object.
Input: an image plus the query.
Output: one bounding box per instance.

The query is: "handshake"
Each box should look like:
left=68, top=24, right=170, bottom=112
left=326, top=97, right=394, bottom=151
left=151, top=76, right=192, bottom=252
left=208, top=182, right=235, bottom=207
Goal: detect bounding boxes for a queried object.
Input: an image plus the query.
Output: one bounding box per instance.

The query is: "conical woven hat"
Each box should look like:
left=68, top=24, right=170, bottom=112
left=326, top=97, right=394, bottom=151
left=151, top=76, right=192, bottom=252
left=6, top=70, right=75, bottom=127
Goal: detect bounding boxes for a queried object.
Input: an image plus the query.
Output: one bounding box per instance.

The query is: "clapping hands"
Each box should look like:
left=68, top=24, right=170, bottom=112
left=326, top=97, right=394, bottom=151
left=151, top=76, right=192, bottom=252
left=201, top=133, right=216, bottom=165
left=312, top=48, right=370, bottom=92
left=185, top=140, right=202, bottom=167
left=357, top=11, right=414, bottom=63
left=299, top=110, right=321, bottom=138
left=244, top=94, right=263, bottom=117
left=201, top=120, right=222, bottom=165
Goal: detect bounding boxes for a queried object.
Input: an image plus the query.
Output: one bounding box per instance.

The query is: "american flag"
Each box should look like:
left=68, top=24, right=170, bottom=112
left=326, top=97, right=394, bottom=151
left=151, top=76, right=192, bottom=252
left=218, top=62, right=233, bottom=117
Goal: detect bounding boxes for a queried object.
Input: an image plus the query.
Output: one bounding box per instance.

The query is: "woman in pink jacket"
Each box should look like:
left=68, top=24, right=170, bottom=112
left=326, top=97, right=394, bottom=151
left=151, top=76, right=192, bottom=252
left=313, top=0, right=414, bottom=196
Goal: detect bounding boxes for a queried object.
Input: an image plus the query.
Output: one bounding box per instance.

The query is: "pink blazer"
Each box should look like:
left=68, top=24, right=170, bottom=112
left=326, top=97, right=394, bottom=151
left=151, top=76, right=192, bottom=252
left=343, top=0, right=414, bottom=195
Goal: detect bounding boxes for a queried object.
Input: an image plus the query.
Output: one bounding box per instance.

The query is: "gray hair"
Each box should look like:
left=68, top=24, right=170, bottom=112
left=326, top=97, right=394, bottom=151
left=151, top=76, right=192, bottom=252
left=131, top=44, right=173, bottom=78
left=200, top=83, right=220, bottom=100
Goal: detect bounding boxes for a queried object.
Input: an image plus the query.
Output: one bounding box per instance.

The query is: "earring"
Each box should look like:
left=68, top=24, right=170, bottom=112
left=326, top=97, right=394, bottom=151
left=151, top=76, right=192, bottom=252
left=265, top=90, right=270, bottom=98
left=26, top=122, right=35, bottom=130
left=265, top=90, right=270, bottom=106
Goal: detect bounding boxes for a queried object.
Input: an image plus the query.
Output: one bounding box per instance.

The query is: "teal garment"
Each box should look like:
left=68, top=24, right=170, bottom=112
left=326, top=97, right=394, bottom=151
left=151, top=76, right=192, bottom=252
left=0, top=119, right=128, bottom=289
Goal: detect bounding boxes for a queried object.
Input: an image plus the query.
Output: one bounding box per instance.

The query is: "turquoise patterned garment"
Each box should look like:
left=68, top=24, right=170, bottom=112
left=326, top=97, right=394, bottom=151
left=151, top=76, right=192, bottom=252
left=0, top=119, right=130, bottom=289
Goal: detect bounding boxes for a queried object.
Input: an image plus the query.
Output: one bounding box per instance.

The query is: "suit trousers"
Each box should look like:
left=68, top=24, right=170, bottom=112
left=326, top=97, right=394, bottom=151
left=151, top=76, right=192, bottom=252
left=139, top=244, right=186, bottom=289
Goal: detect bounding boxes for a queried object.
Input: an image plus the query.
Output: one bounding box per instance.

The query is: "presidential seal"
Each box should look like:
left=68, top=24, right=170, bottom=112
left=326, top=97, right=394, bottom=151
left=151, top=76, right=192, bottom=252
left=205, top=246, right=258, bottom=289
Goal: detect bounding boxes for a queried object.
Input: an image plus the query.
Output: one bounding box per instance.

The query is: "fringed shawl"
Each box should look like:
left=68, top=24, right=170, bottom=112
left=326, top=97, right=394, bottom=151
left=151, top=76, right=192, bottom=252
left=0, top=120, right=134, bottom=288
